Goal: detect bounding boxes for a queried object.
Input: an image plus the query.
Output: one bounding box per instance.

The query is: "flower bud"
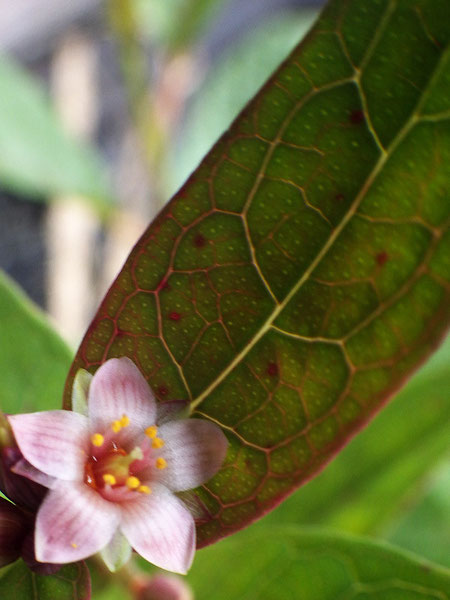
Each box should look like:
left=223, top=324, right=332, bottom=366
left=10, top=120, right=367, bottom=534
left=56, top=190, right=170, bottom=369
left=133, top=574, right=193, bottom=600
left=0, top=447, right=47, bottom=511
left=0, top=497, right=29, bottom=567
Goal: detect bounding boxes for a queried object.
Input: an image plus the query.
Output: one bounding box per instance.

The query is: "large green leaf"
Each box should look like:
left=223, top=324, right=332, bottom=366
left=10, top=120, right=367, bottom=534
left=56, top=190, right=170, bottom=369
left=260, top=336, right=450, bottom=537
left=0, top=270, right=72, bottom=414
left=64, top=0, right=450, bottom=545
left=0, top=561, right=90, bottom=600
left=0, top=56, right=113, bottom=211
left=186, top=528, right=450, bottom=600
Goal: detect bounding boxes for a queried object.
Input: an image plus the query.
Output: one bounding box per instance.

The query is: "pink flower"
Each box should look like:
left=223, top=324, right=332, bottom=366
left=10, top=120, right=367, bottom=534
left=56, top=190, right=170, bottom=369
left=7, top=358, right=228, bottom=574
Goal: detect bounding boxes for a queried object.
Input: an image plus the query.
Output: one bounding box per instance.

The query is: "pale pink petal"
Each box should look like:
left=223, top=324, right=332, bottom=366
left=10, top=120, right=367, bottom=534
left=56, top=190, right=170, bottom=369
left=11, top=459, right=57, bottom=489
left=120, top=484, right=195, bottom=574
left=8, top=411, right=89, bottom=481
left=35, top=481, right=120, bottom=563
left=88, top=358, right=156, bottom=432
left=155, top=419, right=228, bottom=491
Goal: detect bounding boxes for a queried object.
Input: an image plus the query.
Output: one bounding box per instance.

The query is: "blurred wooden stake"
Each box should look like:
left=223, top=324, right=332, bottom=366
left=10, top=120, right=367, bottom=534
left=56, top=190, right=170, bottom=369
left=46, top=32, right=99, bottom=347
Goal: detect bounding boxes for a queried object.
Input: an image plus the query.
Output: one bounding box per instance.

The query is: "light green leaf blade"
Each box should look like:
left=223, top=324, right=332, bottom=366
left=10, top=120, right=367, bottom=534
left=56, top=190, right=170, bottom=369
left=0, top=270, right=72, bottom=413
left=0, top=55, right=113, bottom=212
left=385, top=461, right=450, bottom=568
left=187, top=528, right=450, bottom=600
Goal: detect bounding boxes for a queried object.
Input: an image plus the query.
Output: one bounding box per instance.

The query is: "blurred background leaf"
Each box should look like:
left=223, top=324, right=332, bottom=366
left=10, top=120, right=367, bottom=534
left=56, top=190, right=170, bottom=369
left=187, top=528, right=450, bottom=599
left=0, top=269, right=72, bottom=414
left=0, top=55, right=113, bottom=212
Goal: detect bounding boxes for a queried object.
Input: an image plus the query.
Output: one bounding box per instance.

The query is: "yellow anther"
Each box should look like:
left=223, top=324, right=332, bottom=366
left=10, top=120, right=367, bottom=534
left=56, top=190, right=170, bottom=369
left=91, top=433, right=104, bottom=447
left=138, top=485, right=151, bottom=495
left=126, top=476, right=140, bottom=490
left=120, top=414, right=130, bottom=427
left=152, top=437, right=165, bottom=449
left=156, top=457, right=167, bottom=470
left=145, top=425, right=157, bottom=439
left=71, top=542, right=78, bottom=549
left=111, top=420, right=122, bottom=433
left=103, top=473, right=117, bottom=486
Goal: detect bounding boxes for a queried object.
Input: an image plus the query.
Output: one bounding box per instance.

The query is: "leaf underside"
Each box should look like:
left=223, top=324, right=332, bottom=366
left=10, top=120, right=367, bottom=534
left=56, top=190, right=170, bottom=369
left=64, top=0, right=450, bottom=546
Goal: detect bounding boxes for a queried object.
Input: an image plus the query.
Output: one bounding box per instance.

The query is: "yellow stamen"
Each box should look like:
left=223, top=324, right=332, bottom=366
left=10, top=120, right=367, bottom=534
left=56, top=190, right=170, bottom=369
left=145, top=425, right=157, bottom=439
left=111, top=420, right=122, bottom=433
left=152, top=437, right=164, bottom=449
left=138, top=485, right=151, bottom=495
left=126, top=476, right=140, bottom=489
left=156, top=457, right=167, bottom=470
left=120, top=414, right=130, bottom=427
left=71, top=542, right=78, bottom=548
left=103, top=473, right=117, bottom=486
left=91, top=433, right=104, bottom=447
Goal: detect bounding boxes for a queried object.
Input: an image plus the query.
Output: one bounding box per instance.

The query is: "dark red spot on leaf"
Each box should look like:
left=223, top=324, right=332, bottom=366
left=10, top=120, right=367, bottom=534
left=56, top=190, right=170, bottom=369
left=194, top=234, right=207, bottom=248
left=350, top=109, right=365, bottom=124
left=266, top=362, right=278, bottom=376
left=158, top=386, right=168, bottom=397
left=169, top=312, right=181, bottom=321
left=335, top=193, right=345, bottom=202
left=376, top=251, right=389, bottom=266
left=158, top=278, right=170, bottom=291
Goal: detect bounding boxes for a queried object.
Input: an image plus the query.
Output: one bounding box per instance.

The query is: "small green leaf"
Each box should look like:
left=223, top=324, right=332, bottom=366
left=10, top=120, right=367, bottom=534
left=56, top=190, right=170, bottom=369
left=187, top=528, right=450, bottom=600
left=0, top=270, right=72, bottom=413
left=0, top=56, right=113, bottom=212
left=64, top=0, right=450, bottom=545
left=0, top=561, right=90, bottom=600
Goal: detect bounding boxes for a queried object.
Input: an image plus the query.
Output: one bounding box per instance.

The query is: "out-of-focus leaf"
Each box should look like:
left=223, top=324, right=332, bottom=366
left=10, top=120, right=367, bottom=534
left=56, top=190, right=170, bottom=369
left=0, top=56, right=113, bottom=212
left=261, top=336, right=450, bottom=534
left=384, top=461, right=450, bottom=568
left=0, top=561, right=90, bottom=600
left=172, top=8, right=318, bottom=195
left=0, top=270, right=72, bottom=413
left=64, top=0, right=450, bottom=546
left=187, top=528, right=450, bottom=600
left=135, top=0, right=229, bottom=50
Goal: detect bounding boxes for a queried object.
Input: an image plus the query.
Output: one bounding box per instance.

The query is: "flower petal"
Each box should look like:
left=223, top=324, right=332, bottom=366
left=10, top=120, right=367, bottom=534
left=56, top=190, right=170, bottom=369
left=8, top=411, right=89, bottom=481
left=100, top=529, right=132, bottom=572
left=120, top=484, right=195, bottom=574
left=11, top=458, right=57, bottom=489
left=88, top=358, right=156, bottom=432
left=71, top=368, right=92, bottom=416
left=35, top=481, right=120, bottom=563
left=156, top=419, right=228, bottom=491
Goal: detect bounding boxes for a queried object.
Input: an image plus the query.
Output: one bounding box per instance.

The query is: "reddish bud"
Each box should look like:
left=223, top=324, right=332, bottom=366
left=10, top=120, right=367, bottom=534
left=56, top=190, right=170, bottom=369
left=0, top=447, right=47, bottom=511
left=133, top=574, right=193, bottom=600
left=0, top=498, right=29, bottom=567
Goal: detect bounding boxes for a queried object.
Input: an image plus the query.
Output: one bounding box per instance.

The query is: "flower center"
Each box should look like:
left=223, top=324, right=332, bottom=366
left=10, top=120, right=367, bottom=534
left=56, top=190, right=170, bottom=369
left=84, top=415, right=167, bottom=497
